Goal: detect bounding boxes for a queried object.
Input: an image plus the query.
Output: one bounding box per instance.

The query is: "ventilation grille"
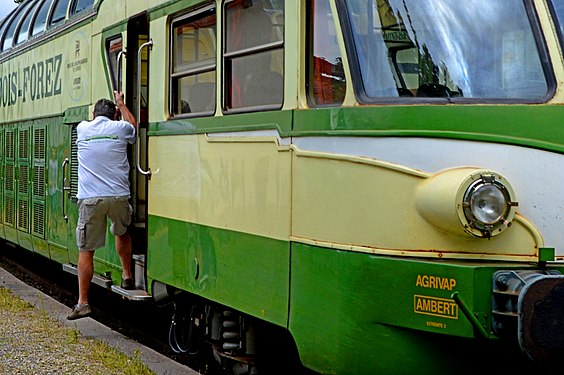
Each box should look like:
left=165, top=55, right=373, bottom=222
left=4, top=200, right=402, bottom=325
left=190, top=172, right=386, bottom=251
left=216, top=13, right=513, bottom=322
left=5, top=164, right=13, bottom=191
left=71, top=126, right=78, bottom=198
left=4, top=196, right=14, bottom=226
left=33, top=166, right=45, bottom=197
left=17, top=199, right=28, bottom=231
left=34, top=128, right=45, bottom=159
left=5, top=131, right=14, bottom=159
left=19, top=166, right=28, bottom=195
left=19, top=129, right=28, bottom=159
left=32, top=202, right=44, bottom=237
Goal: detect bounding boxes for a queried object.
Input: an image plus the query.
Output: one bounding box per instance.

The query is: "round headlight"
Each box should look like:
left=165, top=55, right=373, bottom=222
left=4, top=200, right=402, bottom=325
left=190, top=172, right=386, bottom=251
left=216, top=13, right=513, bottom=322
left=462, top=173, right=517, bottom=238
left=470, top=184, right=506, bottom=224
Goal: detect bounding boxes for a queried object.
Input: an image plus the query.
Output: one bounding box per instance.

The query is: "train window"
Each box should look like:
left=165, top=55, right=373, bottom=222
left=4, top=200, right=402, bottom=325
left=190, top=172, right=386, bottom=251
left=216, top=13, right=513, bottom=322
left=224, top=0, right=284, bottom=111
left=1, top=1, right=33, bottom=51
left=170, top=6, right=217, bottom=116
left=340, top=0, right=550, bottom=101
left=15, top=1, right=42, bottom=46
left=307, top=0, right=345, bottom=106
left=49, top=0, right=71, bottom=28
left=31, top=0, right=52, bottom=36
left=0, top=20, right=9, bottom=49
left=71, top=0, right=95, bottom=15
left=106, top=36, right=123, bottom=91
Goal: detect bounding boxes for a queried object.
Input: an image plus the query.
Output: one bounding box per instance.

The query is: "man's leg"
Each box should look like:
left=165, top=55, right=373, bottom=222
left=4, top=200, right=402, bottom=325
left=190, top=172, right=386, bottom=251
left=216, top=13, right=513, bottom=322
left=116, top=230, right=133, bottom=281
left=77, top=250, right=95, bottom=305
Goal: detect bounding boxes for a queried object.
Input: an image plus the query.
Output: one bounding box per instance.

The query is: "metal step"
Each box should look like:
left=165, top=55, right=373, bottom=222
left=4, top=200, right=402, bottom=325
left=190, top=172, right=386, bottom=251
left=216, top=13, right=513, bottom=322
left=63, top=263, right=152, bottom=301
left=62, top=263, right=112, bottom=289
left=111, top=285, right=152, bottom=301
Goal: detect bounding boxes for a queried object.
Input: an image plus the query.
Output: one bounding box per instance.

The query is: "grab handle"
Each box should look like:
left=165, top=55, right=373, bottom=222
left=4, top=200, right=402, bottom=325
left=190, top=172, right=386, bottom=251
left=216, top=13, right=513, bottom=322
left=135, top=39, right=153, bottom=177
left=61, top=158, right=70, bottom=222
left=117, top=50, right=126, bottom=92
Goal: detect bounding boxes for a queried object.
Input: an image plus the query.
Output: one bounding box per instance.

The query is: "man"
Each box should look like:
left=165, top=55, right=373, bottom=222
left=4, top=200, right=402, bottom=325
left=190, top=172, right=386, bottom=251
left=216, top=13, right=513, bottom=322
left=67, top=91, right=137, bottom=320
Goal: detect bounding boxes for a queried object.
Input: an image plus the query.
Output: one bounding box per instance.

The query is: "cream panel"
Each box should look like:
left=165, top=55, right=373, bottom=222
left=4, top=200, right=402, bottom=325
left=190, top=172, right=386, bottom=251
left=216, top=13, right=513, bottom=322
left=148, top=133, right=541, bottom=260
left=90, top=33, right=111, bottom=105
left=127, top=0, right=152, bottom=17
left=291, top=150, right=541, bottom=260
left=0, top=24, right=93, bottom=122
left=148, top=17, right=168, bottom=123
left=93, top=0, right=126, bottom=35
left=148, top=134, right=292, bottom=240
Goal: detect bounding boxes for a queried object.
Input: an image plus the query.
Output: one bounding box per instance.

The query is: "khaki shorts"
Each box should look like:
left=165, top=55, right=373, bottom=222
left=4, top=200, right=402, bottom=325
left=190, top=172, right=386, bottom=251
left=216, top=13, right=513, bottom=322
left=76, top=196, right=132, bottom=251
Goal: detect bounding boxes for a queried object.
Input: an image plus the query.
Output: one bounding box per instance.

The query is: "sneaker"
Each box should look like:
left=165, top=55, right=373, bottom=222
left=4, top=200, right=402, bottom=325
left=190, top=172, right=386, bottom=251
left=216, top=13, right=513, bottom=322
left=121, top=277, right=135, bottom=290
left=67, top=303, right=91, bottom=320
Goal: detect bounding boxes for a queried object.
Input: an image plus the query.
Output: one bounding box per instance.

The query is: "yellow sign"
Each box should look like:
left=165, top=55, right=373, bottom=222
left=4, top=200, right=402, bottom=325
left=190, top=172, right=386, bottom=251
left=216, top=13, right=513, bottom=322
left=414, top=295, right=458, bottom=319
left=415, top=274, right=456, bottom=291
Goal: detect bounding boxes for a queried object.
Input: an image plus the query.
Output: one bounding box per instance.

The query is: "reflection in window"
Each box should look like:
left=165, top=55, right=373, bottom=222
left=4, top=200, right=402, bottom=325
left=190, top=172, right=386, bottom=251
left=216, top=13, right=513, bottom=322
left=2, top=1, right=33, bottom=51
left=224, top=0, right=284, bottom=110
left=106, top=37, right=123, bottom=91
left=49, top=0, right=71, bottom=28
left=170, top=6, right=217, bottom=116
left=32, top=0, right=51, bottom=36
left=342, top=0, right=549, bottom=101
left=0, top=19, right=10, bottom=48
left=308, top=0, right=345, bottom=106
left=72, top=0, right=95, bottom=15
left=15, top=1, right=41, bottom=45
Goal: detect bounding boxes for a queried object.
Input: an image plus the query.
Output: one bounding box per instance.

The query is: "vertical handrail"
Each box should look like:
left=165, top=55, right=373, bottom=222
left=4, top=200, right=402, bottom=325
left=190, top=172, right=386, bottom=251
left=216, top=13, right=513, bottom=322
left=117, top=50, right=126, bottom=92
left=61, top=158, right=70, bottom=222
left=136, top=39, right=153, bottom=177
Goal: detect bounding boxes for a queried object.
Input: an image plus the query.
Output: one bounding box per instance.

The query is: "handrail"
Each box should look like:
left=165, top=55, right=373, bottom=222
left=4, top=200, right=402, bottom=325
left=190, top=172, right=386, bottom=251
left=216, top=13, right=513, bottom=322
left=61, top=158, right=70, bottom=222
left=117, top=50, right=126, bottom=92
left=135, top=39, right=153, bottom=177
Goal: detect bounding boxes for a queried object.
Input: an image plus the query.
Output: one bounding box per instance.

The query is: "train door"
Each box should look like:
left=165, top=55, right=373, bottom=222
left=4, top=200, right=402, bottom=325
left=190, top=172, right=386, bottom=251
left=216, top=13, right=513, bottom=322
left=107, top=13, right=151, bottom=297
left=126, top=13, right=150, bottom=254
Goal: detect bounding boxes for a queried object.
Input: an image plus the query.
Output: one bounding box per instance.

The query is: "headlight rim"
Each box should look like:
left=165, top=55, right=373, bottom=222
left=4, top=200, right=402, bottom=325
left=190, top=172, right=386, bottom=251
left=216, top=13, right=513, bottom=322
left=458, top=172, right=517, bottom=238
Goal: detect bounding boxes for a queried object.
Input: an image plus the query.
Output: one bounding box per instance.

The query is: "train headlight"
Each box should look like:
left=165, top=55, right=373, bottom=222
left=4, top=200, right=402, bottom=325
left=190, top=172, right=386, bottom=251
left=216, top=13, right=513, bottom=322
left=416, top=168, right=518, bottom=238
left=460, top=173, right=517, bottom=238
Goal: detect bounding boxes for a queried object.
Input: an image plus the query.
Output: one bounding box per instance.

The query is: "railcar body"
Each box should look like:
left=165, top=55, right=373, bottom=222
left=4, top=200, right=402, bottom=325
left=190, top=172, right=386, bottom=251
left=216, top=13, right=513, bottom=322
left=2, top=0, right=564, bottom=373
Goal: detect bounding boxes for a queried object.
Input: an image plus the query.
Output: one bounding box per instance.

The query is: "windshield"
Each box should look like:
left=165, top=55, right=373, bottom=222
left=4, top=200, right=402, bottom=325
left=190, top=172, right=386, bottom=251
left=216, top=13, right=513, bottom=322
left=341, top=0, right=550, bottom=101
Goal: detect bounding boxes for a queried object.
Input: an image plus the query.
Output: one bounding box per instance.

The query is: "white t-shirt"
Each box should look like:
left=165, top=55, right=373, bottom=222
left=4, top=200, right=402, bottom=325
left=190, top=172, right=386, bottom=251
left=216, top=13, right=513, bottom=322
left=76, top=116, right=136, bottom=199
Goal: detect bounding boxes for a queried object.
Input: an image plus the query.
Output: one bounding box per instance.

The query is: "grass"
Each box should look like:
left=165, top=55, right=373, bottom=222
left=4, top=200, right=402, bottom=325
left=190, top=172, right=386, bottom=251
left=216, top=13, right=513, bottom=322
left=0, top=287, right=156, bottom=374
left=0, top=286, right=33, bottom=311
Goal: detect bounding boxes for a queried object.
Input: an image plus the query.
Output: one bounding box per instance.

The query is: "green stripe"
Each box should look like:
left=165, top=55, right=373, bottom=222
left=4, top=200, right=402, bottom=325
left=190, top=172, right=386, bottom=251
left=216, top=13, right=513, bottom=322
left=147, top=214, right=290, bottom=326
left=293, top=105, right=564, bottom=153
left=148, top=105, right=564, bottom=154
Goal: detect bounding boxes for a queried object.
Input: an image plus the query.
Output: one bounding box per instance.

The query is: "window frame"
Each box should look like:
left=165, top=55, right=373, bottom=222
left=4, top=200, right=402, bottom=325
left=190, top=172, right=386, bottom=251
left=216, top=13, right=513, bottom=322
left=222, top=0, right=285, bottom=114
left=335, top=0, right=556, bottom=105
left=168, top=3, right=217, bottom=118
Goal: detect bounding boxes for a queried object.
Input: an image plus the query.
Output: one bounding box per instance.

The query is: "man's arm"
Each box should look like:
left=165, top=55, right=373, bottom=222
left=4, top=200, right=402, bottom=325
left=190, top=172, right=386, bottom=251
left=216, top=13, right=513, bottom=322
left=114, top=91, right=137, bottom=129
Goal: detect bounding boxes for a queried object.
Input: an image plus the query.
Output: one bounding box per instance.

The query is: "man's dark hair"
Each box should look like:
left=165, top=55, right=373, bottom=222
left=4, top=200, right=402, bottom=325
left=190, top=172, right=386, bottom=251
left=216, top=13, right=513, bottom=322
left=93, top=98, right=116, bottom=119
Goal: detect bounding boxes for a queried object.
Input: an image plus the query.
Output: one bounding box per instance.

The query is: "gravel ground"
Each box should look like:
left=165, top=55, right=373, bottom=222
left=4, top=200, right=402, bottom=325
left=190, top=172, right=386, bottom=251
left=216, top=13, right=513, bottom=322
left=1, top=310, right=106, bottom=374
left=0, top=267, right=196, bottom=375
left=0, top=287, right=154, bottom=374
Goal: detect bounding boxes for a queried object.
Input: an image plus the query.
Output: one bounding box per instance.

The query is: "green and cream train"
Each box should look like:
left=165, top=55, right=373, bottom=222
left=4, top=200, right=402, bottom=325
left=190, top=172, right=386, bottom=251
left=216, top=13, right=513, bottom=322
left=2, top=0, right=564, bottom=373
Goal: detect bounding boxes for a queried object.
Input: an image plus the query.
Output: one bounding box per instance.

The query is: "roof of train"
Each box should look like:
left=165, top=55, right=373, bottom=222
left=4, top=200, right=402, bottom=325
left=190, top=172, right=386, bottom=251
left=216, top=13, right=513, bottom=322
left=0, top=0, right=98, bottom=54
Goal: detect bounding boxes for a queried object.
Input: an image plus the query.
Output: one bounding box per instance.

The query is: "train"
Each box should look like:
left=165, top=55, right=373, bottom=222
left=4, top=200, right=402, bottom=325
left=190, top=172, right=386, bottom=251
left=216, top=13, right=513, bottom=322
left=2, top=0, right=564, bottom=373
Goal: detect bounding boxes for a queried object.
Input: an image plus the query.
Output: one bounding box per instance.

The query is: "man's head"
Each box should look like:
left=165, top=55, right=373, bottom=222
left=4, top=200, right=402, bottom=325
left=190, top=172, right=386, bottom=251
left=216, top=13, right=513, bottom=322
left=93, top=98, right=116, bottom=119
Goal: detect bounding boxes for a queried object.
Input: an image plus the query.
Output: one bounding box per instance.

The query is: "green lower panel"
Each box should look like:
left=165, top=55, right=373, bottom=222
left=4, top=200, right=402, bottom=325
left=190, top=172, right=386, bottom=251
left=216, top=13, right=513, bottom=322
left=48, top=243, right=70, bottom=265
left=147, top=215, right=290, bottom=327
left=32, top=237, right=49, bottom=258
left=289, top=243, right=563, bottom=374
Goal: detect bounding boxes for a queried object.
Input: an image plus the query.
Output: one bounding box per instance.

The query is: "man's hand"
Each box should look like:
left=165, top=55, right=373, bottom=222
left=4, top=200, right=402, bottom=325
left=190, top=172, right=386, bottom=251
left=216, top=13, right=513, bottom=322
left=113, top=90, right=137, bottom=128
left=114, top=90, right=126, bottom=106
